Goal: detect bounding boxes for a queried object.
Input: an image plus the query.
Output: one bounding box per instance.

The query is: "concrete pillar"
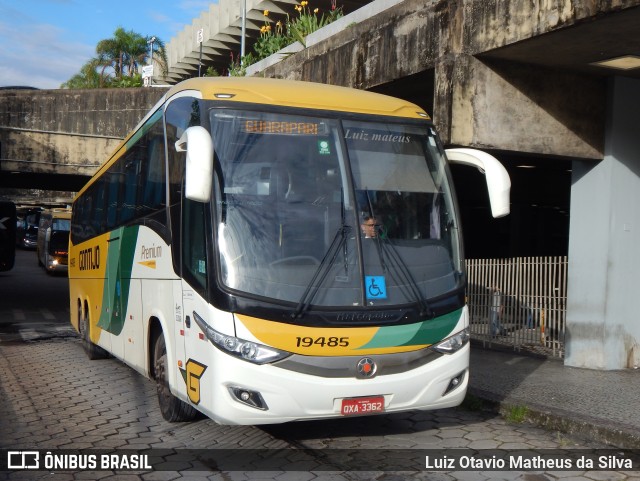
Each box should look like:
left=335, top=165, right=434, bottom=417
left=565, top=76, right=640, bottom=370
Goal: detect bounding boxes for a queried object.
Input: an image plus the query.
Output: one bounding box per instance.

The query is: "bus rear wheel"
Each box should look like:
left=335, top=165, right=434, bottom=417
left=79, top=303, right=108, bottom=360
left=153, top=334, right=198, bottom=422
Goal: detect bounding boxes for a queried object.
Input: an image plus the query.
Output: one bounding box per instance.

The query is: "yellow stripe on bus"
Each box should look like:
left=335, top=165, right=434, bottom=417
left=236, top=314, right=429, bottom=356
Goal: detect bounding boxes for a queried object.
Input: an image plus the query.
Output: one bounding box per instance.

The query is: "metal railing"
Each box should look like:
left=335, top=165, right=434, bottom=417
left=465, top=256, right=567, bottom=358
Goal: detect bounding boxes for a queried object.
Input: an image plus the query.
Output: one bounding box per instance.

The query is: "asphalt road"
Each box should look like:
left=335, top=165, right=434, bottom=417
left=0, top=249, right=71, bottom=341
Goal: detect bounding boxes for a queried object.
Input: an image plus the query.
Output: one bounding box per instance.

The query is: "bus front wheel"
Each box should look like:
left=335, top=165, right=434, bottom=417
left=153, top=334, right=198, bottom=422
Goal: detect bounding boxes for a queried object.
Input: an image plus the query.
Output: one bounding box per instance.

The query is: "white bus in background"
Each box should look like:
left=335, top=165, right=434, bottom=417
left=38, top=208, right=71, bottom=274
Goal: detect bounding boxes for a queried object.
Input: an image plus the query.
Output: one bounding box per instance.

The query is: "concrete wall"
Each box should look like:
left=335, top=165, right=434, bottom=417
left=254, top=0, right=624, bottom=158
left=565, top=76, right=640, bottom=370
left=0, top=88, right=167, bottom=177
left=442, top=56, right=604, bottom=158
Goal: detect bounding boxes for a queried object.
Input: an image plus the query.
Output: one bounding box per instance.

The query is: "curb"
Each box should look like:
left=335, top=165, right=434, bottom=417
left=468, top=387, right=640, bottom=450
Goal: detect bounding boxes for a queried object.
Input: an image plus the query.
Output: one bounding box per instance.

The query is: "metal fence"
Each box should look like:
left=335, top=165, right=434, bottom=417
left=465, top=256, right=568, bottom=358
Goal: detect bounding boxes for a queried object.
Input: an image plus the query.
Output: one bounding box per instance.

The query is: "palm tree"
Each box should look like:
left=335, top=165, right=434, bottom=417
left=123, top=30, right=149, bottom=76
left=92, top=52, right=114, bottom=87
left=60, top=59, right=104, bottom=89
left=96, top=27, right=158, bottom=78
left=64, top=27, right=167, bottom=88
left=96, top=27, right=135, bottom=79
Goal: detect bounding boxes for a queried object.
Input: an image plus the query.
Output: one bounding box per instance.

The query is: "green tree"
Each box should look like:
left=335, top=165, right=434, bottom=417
left=61, top=55, right=112, bottom=89
left=63, top=27, right=168, bottom=88
left=96, top=27, right=147, bottom=79
left=61, top=58, right=107, bottom=89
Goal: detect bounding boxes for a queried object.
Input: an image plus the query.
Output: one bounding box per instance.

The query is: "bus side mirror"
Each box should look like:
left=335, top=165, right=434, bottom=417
left=445, top=148, right=511, bottom=218
left=176, top=126, right=214, bottom=203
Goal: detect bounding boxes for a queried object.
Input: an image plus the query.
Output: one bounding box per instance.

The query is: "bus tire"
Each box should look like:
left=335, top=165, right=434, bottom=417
left=154, top=334, right=198, bottom=422
left=79, top=303, right=109, bottom=360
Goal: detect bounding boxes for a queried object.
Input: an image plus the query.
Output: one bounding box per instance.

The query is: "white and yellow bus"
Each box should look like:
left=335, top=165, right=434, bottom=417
left=69, top=77, right=510, bottom=425
left=38, top=208, right=72, bottom=274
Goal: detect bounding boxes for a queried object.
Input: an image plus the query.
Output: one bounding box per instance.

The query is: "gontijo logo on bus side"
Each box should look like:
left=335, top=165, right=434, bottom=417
left=79, top=245, right=100, bottom=270
left=70, top=230, right=111, bottom=274
left=236, top=308, right=463, bottom=356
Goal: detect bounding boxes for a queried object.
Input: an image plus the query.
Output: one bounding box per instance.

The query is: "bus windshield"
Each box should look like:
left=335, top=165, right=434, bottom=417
left=52, top=218, right=71, bottom=231
left=49, top=218, right=70, bottom=256
left=210, top=108, right=462, bottom=310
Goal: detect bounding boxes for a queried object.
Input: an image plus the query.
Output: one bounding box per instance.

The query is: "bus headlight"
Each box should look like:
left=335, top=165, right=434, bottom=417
left=432, top=328, right=470, bottom=354
left=192, top=312, right=291, bottom=364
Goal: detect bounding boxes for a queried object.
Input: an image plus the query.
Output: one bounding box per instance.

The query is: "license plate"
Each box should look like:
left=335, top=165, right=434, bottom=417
left=341, top=396, right=385, bottom=416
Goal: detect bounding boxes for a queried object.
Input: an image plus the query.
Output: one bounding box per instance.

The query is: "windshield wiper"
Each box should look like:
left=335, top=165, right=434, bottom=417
left=291, top=189, right=352, bottom=319
left=291, top=223, right=351, bottom=319
left=378, top=237, right=433, bottom=319
left=362, top=189, right=431, bottom=318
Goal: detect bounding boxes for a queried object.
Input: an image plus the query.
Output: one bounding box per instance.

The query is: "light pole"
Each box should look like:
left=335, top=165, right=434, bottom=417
left=196, top=29, right=204, bottom=77
left=240, top=0, right=246, bottom=65
left=147, top=36, right=156, bottom=85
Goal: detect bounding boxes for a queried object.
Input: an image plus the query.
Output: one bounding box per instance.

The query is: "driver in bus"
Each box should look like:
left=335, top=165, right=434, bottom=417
left=361, top=215, right=380, bottom=238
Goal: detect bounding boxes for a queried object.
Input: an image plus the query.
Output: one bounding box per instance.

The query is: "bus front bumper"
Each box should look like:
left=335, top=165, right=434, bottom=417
left=191, top=344, right=470, bottom=425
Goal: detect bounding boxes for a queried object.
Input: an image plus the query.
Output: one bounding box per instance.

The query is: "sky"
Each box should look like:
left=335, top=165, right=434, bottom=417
left=0, top=0, right=212, bottom=89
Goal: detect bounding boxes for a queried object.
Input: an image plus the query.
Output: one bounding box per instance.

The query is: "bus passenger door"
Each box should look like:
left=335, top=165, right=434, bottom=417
left=172, top=279, right=187, bottom=391
left=174, top=198, right=211, bottom=407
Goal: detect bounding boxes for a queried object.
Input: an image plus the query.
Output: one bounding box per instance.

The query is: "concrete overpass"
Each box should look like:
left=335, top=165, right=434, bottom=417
left=1, top=0, right=639, bottom=369
left=0, top=87, right=168, bottom=205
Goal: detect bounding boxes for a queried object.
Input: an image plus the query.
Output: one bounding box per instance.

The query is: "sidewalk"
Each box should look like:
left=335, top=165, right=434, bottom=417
left=468, top=343, right=640, bottom=449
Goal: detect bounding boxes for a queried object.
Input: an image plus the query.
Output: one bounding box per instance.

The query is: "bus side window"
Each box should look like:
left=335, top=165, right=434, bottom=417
left=120, top=153, right=140, bottom=224
left=139, top=116, right=167, bottom=223
left=106, top=169, right=120, bottom=230
left=165, top=96, right=199, bottom=276
left=182, top=198, right=207, bottom=295
left=141, top=137, right=166, bottom=214
left=91, top=178, right=107, bottom=236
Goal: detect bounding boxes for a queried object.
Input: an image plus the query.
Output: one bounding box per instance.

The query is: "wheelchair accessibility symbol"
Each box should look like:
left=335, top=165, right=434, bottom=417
left=365, top=276, right=387, bottom=299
